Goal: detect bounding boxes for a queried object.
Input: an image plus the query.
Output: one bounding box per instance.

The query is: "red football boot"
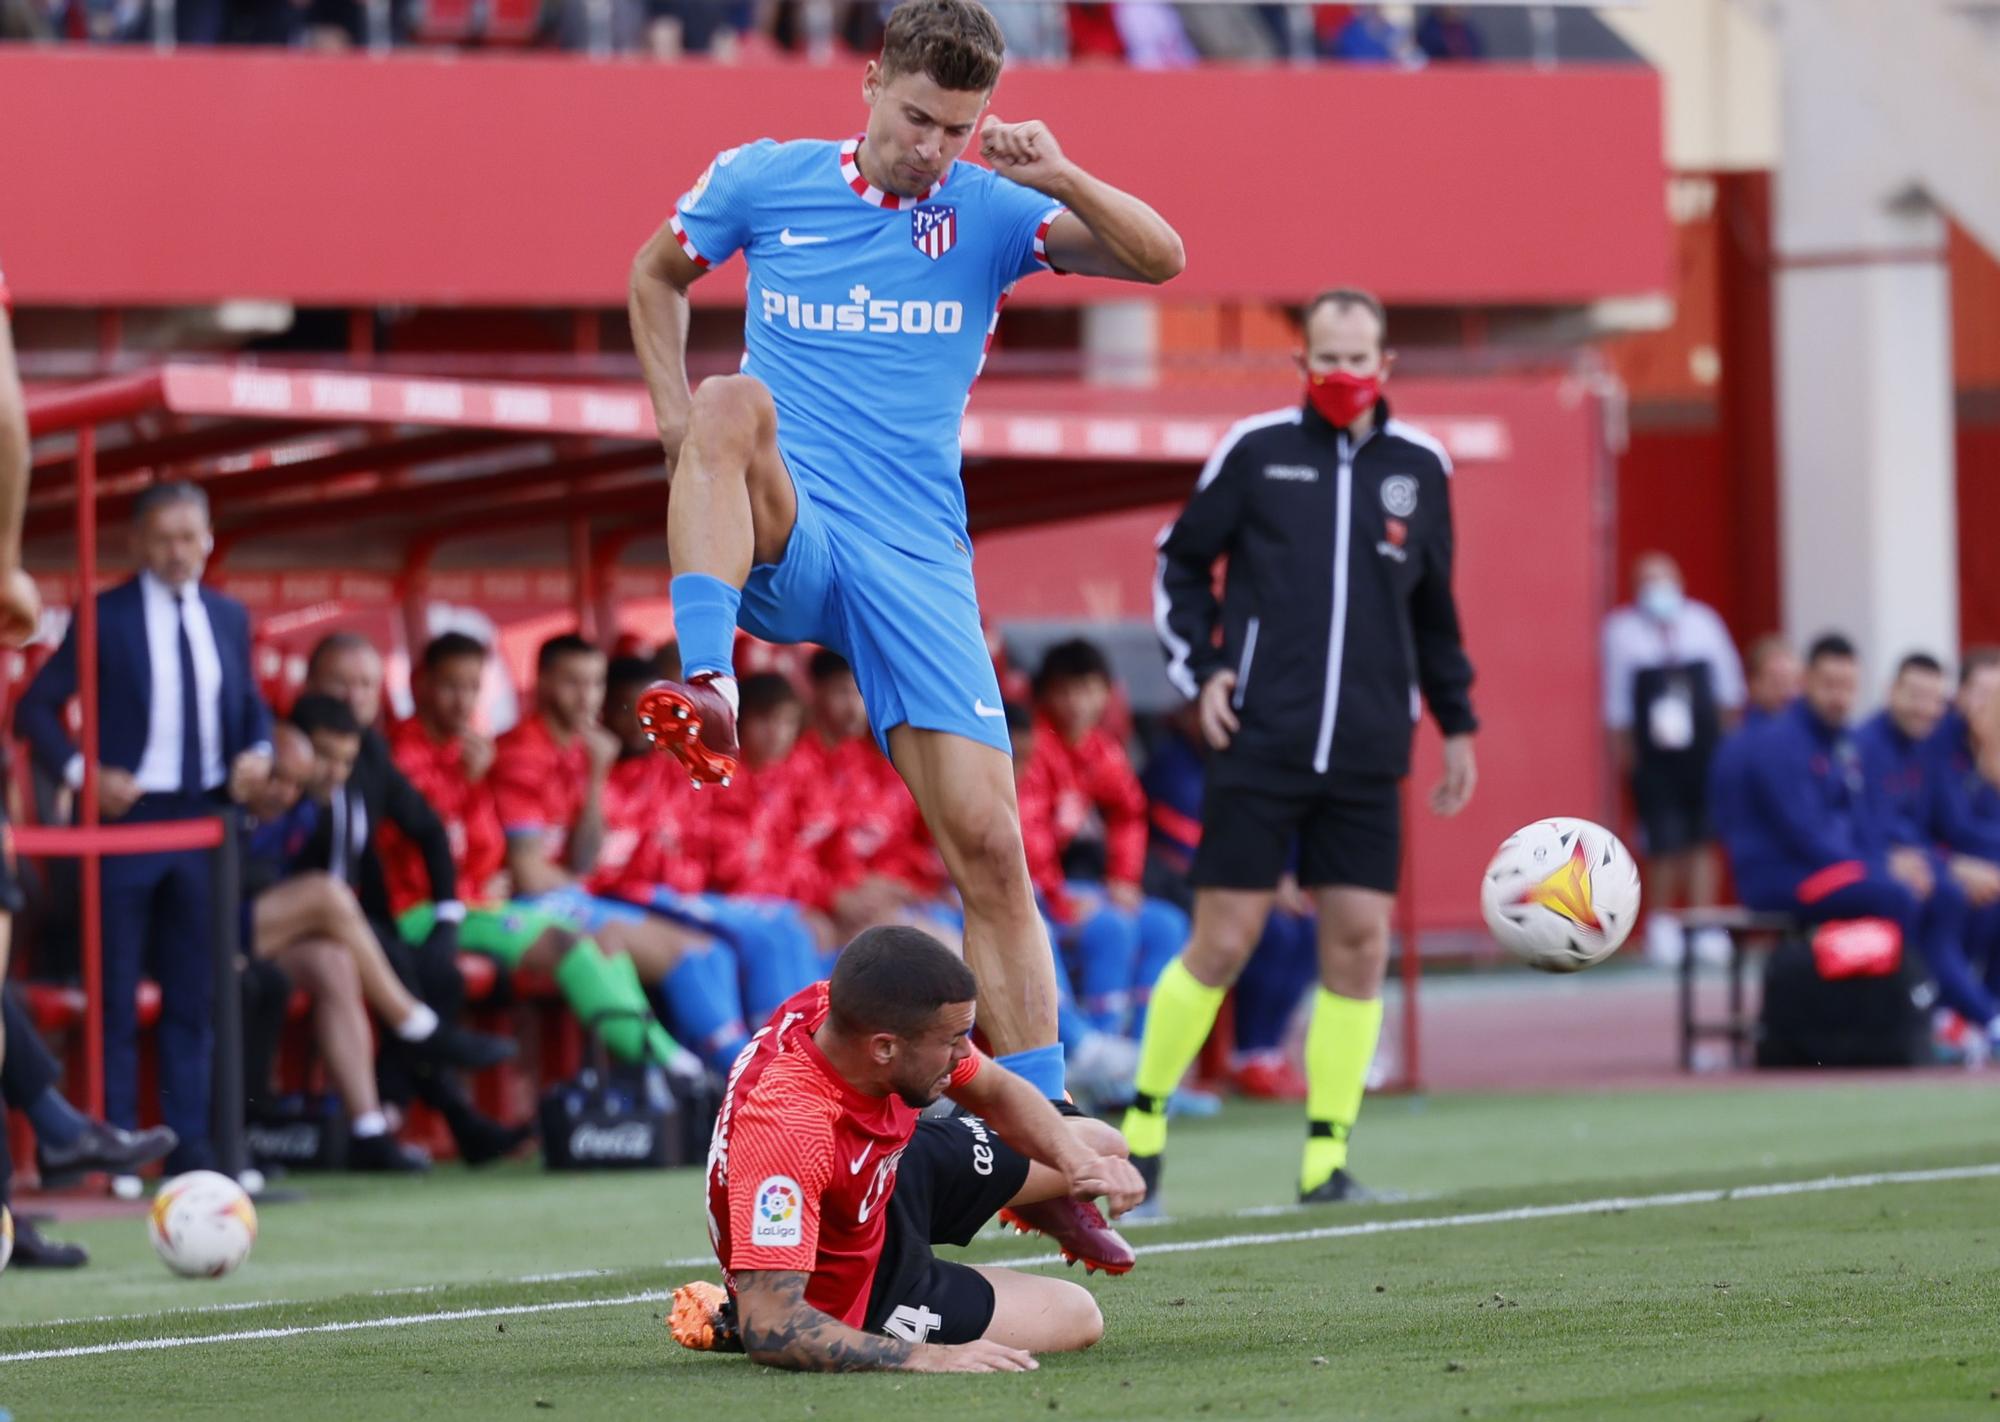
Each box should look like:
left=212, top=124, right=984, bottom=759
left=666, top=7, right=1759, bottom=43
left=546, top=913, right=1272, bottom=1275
left=998, top=1198, right=1136, bottom=1276
left=636, top=673, right=740, bottom=788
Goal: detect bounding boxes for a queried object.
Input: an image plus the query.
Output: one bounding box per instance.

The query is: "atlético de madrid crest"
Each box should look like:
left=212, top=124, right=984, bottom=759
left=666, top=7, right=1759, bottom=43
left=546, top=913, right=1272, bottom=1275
left=911, top=206, right=957, bottom=260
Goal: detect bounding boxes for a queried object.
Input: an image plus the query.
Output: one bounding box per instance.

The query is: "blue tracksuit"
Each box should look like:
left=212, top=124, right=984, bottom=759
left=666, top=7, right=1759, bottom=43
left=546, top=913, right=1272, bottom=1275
left=1722, top=699, right=1982, bottom=1025
left=1854, top=712, right=1937, bottom=848
left=1707, top=704, right=1777, bottom=849
left=1928, top=710, right=2000, bottom=999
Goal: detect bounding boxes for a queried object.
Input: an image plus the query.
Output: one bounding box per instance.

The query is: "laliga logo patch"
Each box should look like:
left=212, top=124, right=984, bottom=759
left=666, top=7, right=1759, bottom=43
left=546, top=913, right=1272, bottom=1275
left=753, top=1175, right=803, bottom=1245
left=1381, top=474, right=1419, bottom=518
left=910, top=205, right=957, bottom=261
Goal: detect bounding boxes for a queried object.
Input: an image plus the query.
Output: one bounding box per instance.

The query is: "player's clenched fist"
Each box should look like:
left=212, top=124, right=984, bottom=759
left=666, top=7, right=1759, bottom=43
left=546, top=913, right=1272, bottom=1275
left=979, top=117, right=1072, bottom=193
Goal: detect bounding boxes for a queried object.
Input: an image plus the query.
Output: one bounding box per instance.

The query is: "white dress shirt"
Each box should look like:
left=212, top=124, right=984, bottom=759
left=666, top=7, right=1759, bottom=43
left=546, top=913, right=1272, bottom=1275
left=138, top=571, right=226, bottom=793
left=1600, top=597, right=1746, bottom=733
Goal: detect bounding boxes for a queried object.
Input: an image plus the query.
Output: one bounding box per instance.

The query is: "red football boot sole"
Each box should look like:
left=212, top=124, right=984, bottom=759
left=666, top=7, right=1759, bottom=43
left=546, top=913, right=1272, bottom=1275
left=636, top=683, right=739, bottom=788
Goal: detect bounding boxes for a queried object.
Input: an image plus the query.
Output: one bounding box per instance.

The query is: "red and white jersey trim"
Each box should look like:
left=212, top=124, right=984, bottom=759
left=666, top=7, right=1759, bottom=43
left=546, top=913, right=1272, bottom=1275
left=1033, top=207, right=1066, bottom=270
left=668, top=213, right=710, bottom=270
left=838, top=136, right=946, bottom=211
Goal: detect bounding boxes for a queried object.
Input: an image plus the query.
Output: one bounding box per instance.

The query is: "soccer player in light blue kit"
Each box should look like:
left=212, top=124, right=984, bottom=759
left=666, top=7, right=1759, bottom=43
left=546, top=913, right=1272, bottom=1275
left=629, top=0, right=1182, bottom=1273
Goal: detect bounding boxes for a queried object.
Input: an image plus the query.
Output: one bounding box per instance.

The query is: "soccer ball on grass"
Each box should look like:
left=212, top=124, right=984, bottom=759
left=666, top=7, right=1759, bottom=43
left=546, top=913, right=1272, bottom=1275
left=149, top=1170, right=258, bottom=1278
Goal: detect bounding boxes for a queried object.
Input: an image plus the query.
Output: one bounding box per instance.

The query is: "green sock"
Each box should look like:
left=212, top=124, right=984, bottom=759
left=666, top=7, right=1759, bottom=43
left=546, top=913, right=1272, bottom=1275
left=1300, top=989, right=1383, bottom=1193
left=555, top=941, right=680, bottom=1066
left=1120, top=957, right=1226, bottom=1158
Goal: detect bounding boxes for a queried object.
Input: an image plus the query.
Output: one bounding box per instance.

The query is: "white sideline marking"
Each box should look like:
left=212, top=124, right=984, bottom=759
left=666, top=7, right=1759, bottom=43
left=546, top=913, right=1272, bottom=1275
left=8, top=1161, right=1998, bottom=1365
left=2, top=1291, right=670, bottom=1363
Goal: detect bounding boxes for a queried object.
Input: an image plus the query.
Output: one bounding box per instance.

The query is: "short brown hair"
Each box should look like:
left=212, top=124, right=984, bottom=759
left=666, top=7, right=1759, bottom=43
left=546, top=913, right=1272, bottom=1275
left=829, top=925, right=978, bottom=1039
left=1302, top=287, right=1388, bottom=345
left=880, top=0, right=1004, bottom=93
left=1961, top=646, right=2000, bottom=688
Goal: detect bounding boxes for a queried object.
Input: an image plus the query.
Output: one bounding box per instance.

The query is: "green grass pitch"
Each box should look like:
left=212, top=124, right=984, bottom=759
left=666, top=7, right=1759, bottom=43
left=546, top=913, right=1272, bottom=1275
left=5, top=1081, right=2000, bottom=1421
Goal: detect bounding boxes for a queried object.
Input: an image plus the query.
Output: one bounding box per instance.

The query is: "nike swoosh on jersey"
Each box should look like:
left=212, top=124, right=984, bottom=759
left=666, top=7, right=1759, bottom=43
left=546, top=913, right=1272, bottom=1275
left=779, top=229, right=830, bottom=246
left=973, top=700, right=1007, bottom=719
left=850, top=1145, right=873, bottom=1174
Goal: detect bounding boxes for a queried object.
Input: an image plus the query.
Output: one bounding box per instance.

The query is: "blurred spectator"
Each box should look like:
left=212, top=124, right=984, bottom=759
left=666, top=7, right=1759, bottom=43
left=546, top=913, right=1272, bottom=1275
left=1743, top=634, right=1805, bottom=721
left=987, top=0, right=1066, bottom=61
left=599, top=656, right=820, bottom=1026
left=1601, top=551, right=1745, bottom=966
left=1326, top=3, right=1419, bottom=64
left=1066, top=2, right=1124, bottom=61
left=646, top=0, right=751, bottom=58
left=1717, top=635, right=1979, bottom=1034
left=300, top=633, right=525, bottom=1161
left=391, top=634, right=686, bottom=1085
left=1174, top=1, right=1279, bottom=62
left=15, top=483, right=272, bottom=1175
left=1110, top=0, right=1194, bottom=67
left=1414, top=5, right=1482, bottom=61
left=1032, top=637, right=1189, bottom=1037
left=491, top=634, right=739, bottom=1073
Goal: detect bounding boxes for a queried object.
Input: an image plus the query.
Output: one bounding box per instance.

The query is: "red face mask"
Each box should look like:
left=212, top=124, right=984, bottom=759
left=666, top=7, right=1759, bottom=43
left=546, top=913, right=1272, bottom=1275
left=1306, top=369, right=1381, bottom=429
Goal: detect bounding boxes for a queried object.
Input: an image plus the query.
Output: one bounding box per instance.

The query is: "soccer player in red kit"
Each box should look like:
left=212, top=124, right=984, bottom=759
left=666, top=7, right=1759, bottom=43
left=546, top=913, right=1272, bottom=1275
left=673, top=925, right=1142, bottom=1370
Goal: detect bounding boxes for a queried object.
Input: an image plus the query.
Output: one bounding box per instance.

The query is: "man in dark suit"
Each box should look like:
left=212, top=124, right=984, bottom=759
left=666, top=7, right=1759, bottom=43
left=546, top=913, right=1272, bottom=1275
left=14, top=482, right=272, bottom=1172
left=298, top=631, right=528, bottom=1163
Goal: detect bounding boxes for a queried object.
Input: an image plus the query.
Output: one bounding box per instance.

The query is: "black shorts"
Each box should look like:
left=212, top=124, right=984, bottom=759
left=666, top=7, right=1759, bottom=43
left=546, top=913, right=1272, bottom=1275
left=1631, top=755, right=1711, bottom=856
left=1192, top=772, right=1402, bottom=893
left=861, top=1116, right=1032, bottom=1345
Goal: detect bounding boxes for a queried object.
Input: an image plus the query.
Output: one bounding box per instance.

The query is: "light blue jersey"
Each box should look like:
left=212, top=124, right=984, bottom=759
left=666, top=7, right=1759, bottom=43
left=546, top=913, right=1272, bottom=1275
left=671, top=136, right=1063, bottom=559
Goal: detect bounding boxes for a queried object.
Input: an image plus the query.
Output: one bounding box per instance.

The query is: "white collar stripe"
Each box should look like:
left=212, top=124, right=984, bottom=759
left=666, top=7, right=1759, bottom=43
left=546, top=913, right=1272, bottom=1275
left=838, top=137, right=945, bottom=210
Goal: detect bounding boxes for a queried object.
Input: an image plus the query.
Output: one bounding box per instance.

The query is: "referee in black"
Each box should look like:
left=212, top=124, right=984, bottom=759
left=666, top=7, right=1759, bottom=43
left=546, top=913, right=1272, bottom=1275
left=1121, top=288, right=1477, bottom=1205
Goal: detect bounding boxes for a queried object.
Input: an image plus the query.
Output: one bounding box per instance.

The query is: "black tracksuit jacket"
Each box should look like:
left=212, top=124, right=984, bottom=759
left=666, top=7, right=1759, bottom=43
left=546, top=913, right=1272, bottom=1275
left=1154, top=397, right=1477, bottom=787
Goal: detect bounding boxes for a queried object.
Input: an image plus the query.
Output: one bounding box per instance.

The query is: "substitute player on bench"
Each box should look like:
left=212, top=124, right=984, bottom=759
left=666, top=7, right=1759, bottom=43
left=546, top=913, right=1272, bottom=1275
left=671, top=925, right=1142, bottom=1371
left=628, top=0, right=1182, bottom=1271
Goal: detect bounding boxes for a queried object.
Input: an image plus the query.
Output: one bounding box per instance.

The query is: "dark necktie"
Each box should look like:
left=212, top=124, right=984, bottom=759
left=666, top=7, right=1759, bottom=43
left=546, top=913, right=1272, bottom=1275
left=176, top=591, right=203, bottom=795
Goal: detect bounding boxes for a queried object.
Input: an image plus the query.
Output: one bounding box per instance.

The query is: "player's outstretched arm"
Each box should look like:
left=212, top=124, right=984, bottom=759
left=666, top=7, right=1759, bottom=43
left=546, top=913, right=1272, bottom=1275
left=734, top=1270, right=1037, bottom=1373
left=627, top=222, right=708, bottom=469
left=980, top=118, right=1185, bottom=285
left=950, top=1060, right=1146, bottom=1217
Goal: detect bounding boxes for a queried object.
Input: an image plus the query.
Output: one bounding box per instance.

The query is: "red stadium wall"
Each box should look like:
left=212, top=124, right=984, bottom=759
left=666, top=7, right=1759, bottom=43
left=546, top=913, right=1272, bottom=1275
left=978, top=374, right=1614, bottom=936
left=0, top=51, right=1668, bottom=308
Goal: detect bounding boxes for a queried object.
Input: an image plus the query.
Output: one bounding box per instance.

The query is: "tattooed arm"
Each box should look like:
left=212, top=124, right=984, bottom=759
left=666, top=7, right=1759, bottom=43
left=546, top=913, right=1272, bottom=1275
left=732, top=1272, right=1036, bottom=1373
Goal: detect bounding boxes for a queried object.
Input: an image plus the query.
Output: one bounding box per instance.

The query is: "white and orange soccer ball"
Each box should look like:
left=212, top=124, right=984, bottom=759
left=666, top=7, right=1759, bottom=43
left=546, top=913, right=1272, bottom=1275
left=1, top=1202, right=13, bottom=1274
left=148, top=1170, right=258, bottom=1278
left=1480, top=817, right=1642, bottom=973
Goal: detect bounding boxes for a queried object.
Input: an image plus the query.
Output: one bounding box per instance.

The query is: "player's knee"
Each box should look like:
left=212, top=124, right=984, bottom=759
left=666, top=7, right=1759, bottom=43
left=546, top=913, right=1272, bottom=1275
left=940, top=801, right=1031, bottom=900
left=1056, top=1281, right=1104, bottom=1351
left=686, top=374, right=772, bottom=445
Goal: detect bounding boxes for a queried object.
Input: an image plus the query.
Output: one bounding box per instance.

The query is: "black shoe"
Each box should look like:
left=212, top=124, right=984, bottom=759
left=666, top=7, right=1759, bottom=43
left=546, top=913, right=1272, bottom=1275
left=36, top=1121, right=180, bottom=1185
left=452, top=1111, right=534, bottom=1168
left=10, top=1216, right=90, bottom=1268
left=1299, top=1168, right=1391, bottom=1205
left=1130, top=1153, right=1164, bottom=1219
left=349, top=1132, right=433, bottom=1173
left=407, top=1025, right=517, bottom=1073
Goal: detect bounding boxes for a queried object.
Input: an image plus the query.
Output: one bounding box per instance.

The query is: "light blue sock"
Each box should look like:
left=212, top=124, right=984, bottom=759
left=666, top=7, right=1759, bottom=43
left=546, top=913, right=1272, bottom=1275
left=998, top=1043, right=1068, bottom=1099
left=661, top=944, right=749, bottom=1072
left=670, top=572, right=742, bottom=681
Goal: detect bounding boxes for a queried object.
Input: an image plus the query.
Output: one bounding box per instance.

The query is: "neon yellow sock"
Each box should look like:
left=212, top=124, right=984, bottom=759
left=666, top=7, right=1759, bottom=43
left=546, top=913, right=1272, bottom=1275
left=1119, top=957, right=1226, bottom=1158
left=1300, top=989, right=1384, bottom=1193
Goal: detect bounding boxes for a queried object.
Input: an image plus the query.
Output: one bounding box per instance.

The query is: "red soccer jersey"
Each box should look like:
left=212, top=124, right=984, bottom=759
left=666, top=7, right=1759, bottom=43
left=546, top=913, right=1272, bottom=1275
left=591, top=751, right=710, bottom=899
left=1033, top=716, right=1150, bottom=886
left=1013, top=742, right=1075, bottom=922
left=383, top=717, right=507, bottom=912
left=703, top=748, right=833, bottom=907
left=790, top=733, right=944, bottom=899
left=707, top=982, right=982, bottom=1327
left=490, top=714, right=589, bottom=868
